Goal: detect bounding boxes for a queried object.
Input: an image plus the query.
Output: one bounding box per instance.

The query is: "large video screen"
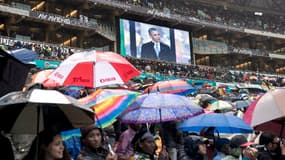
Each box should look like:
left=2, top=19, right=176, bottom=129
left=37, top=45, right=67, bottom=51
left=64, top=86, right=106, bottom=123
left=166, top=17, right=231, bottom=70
left=119, top=18, right=192, bottom=64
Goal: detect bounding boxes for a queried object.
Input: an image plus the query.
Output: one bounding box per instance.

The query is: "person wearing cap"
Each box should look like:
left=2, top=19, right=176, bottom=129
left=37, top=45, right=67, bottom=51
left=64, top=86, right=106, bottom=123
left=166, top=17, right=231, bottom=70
left=177, top=135, right=207, bottom=160
left=77, top=124, right=117, bottom=160
left=257, top=131, right=285, bottom=160
left=222, top=135, right=259, bottom=160
left=130, top=128, right=169, bottom=160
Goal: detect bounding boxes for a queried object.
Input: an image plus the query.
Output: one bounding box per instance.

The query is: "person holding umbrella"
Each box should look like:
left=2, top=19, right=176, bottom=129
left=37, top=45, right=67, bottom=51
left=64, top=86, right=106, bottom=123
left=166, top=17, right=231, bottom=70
left=78, top=124, right=117, bottom=160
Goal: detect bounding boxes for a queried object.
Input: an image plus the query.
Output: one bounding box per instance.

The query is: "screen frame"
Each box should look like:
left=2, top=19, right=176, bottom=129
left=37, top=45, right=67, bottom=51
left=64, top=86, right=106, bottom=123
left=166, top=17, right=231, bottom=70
left=116, top=17, right=193, bottom=65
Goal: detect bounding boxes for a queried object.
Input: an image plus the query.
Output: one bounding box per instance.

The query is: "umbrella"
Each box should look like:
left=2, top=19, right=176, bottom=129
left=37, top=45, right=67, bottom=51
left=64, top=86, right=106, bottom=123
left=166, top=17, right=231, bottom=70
left=8, top=48, right=38, bottom=64
left=195, top=94, right=216, bottom=104
left=30, top=69, right=60, bottom=88
left=143, top=79, right=196, bottom=96
left=0, top=89, right=94, bottom=134
left=232, top=100, right=251, bottom=109
left=78, top=89, right=139, bottom=128
left=48, top=50, right=140, bottom=88
left=208, top=100, right=233, bottom=111
left=0, top=48, right=34, bottom=97
left=78, top=88, right=139, bottom=107
left=243, top=88, right=285, bottom=137
left=118, top=93, right=203, bottom=124
left=178, top=113, right=253, bottom=134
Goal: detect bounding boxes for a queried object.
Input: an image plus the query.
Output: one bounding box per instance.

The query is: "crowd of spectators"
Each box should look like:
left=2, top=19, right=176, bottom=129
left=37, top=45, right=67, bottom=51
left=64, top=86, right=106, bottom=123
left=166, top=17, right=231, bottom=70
left=0, top=36, right=78, bottom=61
left=1, top=35, right=284, bottom=86
left=117, top=0, right=285, bottom=35
left=126, top=56, right=285, bottom=86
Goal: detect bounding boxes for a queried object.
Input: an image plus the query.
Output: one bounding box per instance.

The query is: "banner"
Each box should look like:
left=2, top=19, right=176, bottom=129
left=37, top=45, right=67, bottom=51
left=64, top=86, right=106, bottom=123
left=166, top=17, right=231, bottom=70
left=33, top=59, right=60, bottom=69
left=29, top=11, right=97, bottom=29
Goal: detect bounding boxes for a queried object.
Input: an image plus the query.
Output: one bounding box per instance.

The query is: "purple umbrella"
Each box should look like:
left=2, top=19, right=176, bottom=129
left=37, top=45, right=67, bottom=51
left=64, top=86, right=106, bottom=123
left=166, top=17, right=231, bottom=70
left=118, top=93, right=203, bottom=124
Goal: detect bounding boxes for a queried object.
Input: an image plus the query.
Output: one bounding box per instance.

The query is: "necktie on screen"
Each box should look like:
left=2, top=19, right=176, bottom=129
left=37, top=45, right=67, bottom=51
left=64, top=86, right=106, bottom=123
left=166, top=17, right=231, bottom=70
left=154, top=43, right=160, bottom=58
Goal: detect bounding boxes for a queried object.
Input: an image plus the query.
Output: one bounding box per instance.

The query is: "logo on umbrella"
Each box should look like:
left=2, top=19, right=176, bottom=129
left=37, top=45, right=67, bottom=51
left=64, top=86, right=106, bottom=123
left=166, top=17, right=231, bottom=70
left=55, top=72, right=64, bottom=79
left=100, top=77, right=116, bottom=83
left=73, top=77, right=90, bottom=83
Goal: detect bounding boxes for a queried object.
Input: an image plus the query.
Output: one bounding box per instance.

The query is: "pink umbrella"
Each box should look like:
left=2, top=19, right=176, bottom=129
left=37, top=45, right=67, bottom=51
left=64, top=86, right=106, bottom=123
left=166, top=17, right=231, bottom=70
left=31, top=69, right=60, bottom=88
left=48, top=50, right=140, bottom=88
left=243, top=88, right=285, bottom=137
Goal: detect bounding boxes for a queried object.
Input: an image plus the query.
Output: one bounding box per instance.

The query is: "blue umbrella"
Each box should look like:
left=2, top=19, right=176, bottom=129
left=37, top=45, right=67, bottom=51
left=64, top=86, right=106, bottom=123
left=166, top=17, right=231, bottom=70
left=119, top=93, right=203, bottom=124
left=9, top=48, right=38, bottom=64
left=178, top=113, right=253, bottom=134
left=232, top=100, right=251, bottom=109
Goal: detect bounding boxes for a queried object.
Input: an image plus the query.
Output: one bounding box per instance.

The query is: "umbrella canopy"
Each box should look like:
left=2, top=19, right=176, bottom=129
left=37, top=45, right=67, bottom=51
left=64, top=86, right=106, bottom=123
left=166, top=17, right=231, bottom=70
left=209, top=100, right=233, bottom=111
left=48, top=50, right=140, bottom=88
left=0, top=89, right=94, bottom=134
left=78, top=88, right=139, bottom=107
left=243, top=88, right=285, bottom=136
left=78, top=89, right=139, bottom=128
left=143, top=79, right=196, bottom=96
left=118, top=93, right=203, bottom=124
left=232, top=100, right=251, bottom=109
left=31, top=69, right=60, bottom=88
left=9, top=48, right=38, bottom=64
left=0, top=48, right=34, bottom=97
left=178, top=113, right=253, bottom=134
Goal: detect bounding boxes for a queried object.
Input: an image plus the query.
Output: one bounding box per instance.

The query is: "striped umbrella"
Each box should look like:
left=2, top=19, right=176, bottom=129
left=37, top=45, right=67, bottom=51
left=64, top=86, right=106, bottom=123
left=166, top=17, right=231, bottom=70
left=144, top=79, right=196, bottom=96
left=78, top=89, right=139, bottom=128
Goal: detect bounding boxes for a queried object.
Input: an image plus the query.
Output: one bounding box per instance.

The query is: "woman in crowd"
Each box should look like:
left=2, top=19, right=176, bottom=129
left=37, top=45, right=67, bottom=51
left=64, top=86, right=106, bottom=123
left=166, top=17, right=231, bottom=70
left=77, top=124, right=117, bottom=160
left=131, top=128, right=169, bottom=160
left=23, top=128, right=71, bottom=160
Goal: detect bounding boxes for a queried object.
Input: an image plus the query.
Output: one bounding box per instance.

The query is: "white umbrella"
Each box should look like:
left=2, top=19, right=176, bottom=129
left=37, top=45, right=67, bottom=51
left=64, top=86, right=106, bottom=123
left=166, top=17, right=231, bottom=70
left=0, top=89, right=94, bottom=134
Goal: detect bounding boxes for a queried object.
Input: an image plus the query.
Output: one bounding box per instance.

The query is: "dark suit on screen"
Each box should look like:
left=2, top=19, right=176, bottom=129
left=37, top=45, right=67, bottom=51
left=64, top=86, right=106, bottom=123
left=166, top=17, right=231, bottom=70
left=141, top=41, right=176, bottom=62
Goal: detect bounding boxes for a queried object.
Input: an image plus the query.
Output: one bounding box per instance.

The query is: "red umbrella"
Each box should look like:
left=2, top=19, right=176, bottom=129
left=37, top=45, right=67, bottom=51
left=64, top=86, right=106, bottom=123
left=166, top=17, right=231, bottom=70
left=48, top=50, right=140, bottom=88
left=243, top=88, right=285, bottom=137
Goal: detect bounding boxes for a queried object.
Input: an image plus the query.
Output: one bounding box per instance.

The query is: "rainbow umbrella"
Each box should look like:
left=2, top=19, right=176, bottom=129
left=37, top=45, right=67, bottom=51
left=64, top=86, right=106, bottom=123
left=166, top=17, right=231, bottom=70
left=144, top=79, right=196, bottom=96
left=78, top=89, right=139, bottom=107
left=78, top=89, right=139, bottom=128
left=93, top=94, right=137, bottom=128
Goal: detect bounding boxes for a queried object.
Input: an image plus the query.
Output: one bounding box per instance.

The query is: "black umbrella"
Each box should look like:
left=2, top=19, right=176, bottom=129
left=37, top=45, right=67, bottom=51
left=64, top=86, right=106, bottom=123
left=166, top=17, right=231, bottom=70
left=0, top=48, right=34, bottom=97
left=0, top=89, right=94, bottom=134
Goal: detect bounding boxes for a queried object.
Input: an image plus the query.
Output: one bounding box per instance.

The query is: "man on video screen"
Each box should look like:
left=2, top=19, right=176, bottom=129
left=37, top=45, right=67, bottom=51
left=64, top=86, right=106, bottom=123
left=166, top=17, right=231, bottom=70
left=141, top=27, right=176, bottom=62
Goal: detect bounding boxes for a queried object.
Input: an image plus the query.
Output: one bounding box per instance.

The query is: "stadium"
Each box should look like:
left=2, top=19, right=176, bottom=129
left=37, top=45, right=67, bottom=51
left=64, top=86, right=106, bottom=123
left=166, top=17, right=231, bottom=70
left=0, top=0, right=285, bottom=77
left=1, top=1, right=285, bottom=160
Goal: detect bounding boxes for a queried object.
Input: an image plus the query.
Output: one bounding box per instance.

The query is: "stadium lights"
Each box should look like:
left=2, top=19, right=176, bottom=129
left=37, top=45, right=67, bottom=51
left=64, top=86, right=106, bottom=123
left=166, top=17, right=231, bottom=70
left=235, top=61, right=252, bottom=69
left=254, top=12, right=263, bottom=16
left=66, top=10, right=78, bottom=17
left=276, top=67, right=285, bottom=72
left=32, top=1, right=45, bottom=11
left=61, top=36, right=77, bottom=46
left=0, top=24, right=4, bottom=30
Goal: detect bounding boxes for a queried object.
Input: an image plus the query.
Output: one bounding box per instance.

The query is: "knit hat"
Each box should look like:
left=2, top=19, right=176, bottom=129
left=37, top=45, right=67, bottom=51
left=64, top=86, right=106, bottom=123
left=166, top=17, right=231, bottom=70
left=80, top=124, right=102, bottom=138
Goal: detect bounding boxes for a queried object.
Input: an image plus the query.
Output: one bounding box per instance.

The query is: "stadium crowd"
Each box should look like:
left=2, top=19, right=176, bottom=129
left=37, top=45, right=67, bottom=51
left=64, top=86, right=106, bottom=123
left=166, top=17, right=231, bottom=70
left=1, top=35, right=283, bottom=88
left=117, top=0, right=285, bottom=35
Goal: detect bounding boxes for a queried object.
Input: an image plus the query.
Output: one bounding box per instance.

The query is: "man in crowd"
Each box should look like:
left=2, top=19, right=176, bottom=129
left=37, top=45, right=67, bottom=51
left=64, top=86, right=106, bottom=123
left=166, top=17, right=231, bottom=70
left=141, top=27, right=176, bottom=62
left=115, top=123, right=141, bottom=160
